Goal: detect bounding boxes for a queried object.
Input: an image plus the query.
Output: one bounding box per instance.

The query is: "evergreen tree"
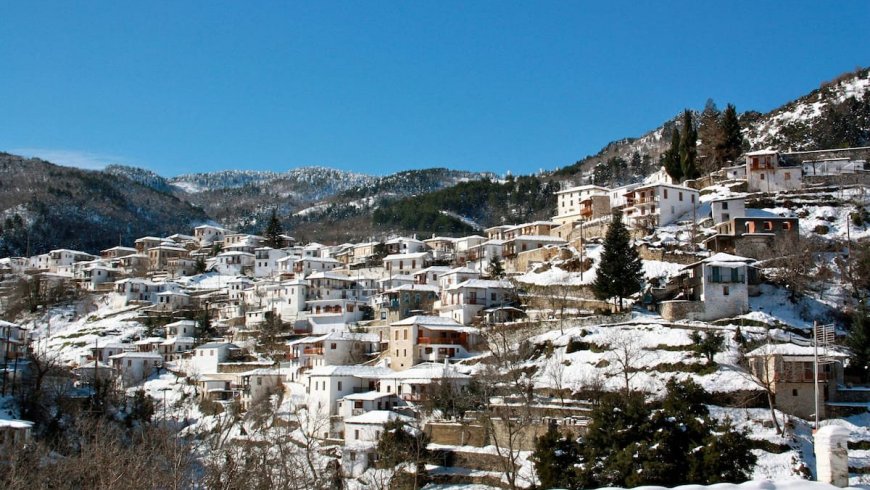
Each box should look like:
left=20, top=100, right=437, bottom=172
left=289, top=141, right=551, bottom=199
left=690, top=330, right=725, bottom=364
left=629, top=151, right=643, bottom=181
left=847, top=309, right=870, bottom=382
left=487, top=255, right=505, bottom=279
left=662, top=126, right=683, bottom=182
left=531, top=424, right=583, bottom=490
left=593, top=161, right=613, bottom=187
left=697, top=98, right=723, bottom=173
left=568, top=379, right=755, bottom=488
left=719, top=103, right=744, bottom=165
left=593, top=211, right=644, bottom=310
left=679, top=110, right=700, bottom=181
left=263, top=208, right=284, bottom=248
left=193, top=256, right=207, bottom=275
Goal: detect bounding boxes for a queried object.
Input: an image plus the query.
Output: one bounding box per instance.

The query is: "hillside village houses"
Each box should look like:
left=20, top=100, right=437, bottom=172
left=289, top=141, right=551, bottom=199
left=4, top=145, right=870, bottom=479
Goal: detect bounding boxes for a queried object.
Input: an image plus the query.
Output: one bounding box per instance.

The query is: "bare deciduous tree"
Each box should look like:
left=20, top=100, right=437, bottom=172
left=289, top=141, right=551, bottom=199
left=604, top=329, right=651, bottom=395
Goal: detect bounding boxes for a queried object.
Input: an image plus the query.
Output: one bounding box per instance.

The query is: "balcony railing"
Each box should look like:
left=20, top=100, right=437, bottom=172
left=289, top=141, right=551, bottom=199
left=303, top=347, right=324, bottom=355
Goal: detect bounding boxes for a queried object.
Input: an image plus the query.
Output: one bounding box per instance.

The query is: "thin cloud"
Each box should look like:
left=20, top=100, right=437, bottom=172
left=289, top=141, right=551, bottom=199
left=10, top=148, right=132, bottom=170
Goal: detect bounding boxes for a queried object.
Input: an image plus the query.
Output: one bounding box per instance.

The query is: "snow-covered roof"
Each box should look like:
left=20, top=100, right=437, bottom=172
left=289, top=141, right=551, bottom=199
left=101, top=246, right=138, bottom=252
left=344, top=410, right=413, bottom=425
left=444, top=267, right=479, bottom=275
left=446, top=279, right=513, bottom=291
left=383, top=252, right=430, bottom=260
left=386, top=284, right=440, bottom=293
left=308, top=365, right=393, bottom=378
left=391, top=316, right=478, bottom=334
left=746, top=344, right=849, bottom=358
left=686, top=252, right=755, bottom=269
left=0, top=419, right=33, bottom=429
left=746, top=343, right=848, bottom=359
left=340, top=390, right=394, bottom=401
left=217, top=251, right=255, bottom=257
left=746, top=149, right=778, bottom=156
left=376, top=362, right=471, bottom=382
left=415, top=266, right=452, bottom=274
left=109, top=352, right=163, bottom=360
left=306, top=271, right=357, bottom=281
left=322, top=331, right=381, bottom=343
left=509, top=235, right=566, bottom=242
left=391, top=315, right=462, bottom=327
left=134, top=337, right=164, bottom=345
left=196, top=342, right=239, bottom=350
left=161, top=336, right=195, bottom=345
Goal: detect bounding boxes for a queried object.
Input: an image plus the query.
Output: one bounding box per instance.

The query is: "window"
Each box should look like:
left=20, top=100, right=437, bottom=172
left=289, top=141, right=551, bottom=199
left=330, top=343, right=337, bottom=350
left=354, top=429, right=360, bottom=440
left=792, top=389, right=798, bottom=396
left=679, top=192, right=683, bottom=201
left=763, top=221, right=773, bottom=231
left=722, top=202, right=728, bottom=210
left=257, top=378, right=262, bottom=386
left=723, top=286, right=730, bottom=296
left=403, top=329, right=408, bottom=340
left=760, top=173, right=765, bottom=180
left=784, top=172, right=791, bottom=180
left=782, top=222, right=792, bottom=231
left=663, top=189, right=668, bottom=199
left=337, top=381, right=342, bottom=390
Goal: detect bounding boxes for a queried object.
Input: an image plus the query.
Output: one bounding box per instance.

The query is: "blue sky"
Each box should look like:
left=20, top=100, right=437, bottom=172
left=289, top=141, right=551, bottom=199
left=1, top=2, right=868, bottom=177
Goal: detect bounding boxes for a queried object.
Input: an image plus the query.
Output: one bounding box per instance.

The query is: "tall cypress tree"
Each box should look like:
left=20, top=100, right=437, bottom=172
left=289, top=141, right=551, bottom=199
left=719, top=104, right=744, bottom=165
left=263, top=208, right=284, bottom=248
left=697, top=98, right=723, bottom=173
left=593, top=211, right=644, bottom=310
left=679, top=110, right=699, bottom=181
left=662, top=126, right=683, bottom=182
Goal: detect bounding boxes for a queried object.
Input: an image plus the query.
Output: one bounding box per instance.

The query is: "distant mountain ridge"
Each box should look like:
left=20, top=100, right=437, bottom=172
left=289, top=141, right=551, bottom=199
left=2, top=66, right=868, bottom=252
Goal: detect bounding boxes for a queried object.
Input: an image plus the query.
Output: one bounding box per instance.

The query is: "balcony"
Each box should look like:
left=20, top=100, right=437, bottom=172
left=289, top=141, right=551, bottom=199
left=417, top=333, right=468, bottom=346
left=303, top=347, right=324, bottom=356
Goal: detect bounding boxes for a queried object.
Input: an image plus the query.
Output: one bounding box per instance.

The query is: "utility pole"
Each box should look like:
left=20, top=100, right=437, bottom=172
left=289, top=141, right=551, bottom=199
left=579, top=221, right=585, bottom=282
left=813, top=320, right=820, bottom=431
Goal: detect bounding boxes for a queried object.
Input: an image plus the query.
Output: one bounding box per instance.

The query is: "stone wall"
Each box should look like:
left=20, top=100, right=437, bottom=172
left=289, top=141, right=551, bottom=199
left=805, top=173, right=870, bottom=186
left=509, top=246, right=570, bottom=274
left=659, top=300, right=705, bottom=321
left=781, top=146, right=870, bottom=164
left=637, top=244, right=707, bottom=265
left=426, top=422, right=487, bottom=447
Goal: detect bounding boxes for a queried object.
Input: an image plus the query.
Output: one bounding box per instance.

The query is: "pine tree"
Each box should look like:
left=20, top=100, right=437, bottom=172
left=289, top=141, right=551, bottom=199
left=629, top=151, right=643, bottom=182
left=847, top=309, right=870, bottom=382
left=719, top=104, right=744, bottom=165
left=263, top=208, right=284, bottom=248
left=487, top=255, right=505, bottom=279
left=679, top=110, right=699, bottom=181
left=593, top=211, right=644, bottom=310
left=662, top=126, right=683, bottom=182
left=531, top=424, right=583, bottom=489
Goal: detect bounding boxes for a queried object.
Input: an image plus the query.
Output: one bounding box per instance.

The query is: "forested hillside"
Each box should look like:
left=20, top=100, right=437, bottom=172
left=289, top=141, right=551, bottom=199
left=372, top=175, right=559, bottom=234
left=0, top=154, right=209, bottom=255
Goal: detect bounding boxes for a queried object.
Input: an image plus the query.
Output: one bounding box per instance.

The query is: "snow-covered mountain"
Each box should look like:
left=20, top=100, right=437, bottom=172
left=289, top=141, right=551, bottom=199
left=168, top=166, right=377, bottom=197
left=745, top=67, right=870, bottom=151
left=553, top=67, right=870, bottom=183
